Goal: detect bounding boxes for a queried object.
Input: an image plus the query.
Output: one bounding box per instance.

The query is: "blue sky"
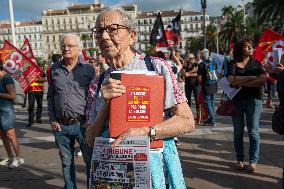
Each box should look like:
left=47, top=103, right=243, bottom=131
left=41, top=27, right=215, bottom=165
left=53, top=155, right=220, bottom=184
left=0, top=0, right=252, bottom=22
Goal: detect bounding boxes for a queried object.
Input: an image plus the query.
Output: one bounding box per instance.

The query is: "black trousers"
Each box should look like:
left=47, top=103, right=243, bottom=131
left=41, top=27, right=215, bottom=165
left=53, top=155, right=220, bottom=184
left=185, top=82, right=199, bottom=112
left=28, top=91, right=44, bottom=122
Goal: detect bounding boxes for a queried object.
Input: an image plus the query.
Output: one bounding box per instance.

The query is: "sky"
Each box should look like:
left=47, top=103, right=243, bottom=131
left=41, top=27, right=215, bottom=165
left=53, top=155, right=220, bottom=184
left=0, top=0, right=253, bottom=22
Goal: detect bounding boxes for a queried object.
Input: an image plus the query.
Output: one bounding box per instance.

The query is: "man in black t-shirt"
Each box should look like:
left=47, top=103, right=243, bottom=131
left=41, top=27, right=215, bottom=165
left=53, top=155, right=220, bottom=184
left=197, top=49, right=218, bottom=126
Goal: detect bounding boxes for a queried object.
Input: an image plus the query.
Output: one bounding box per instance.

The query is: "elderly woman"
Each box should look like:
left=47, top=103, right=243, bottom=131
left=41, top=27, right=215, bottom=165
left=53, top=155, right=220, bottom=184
left=85, top=8, right=195, bottom=189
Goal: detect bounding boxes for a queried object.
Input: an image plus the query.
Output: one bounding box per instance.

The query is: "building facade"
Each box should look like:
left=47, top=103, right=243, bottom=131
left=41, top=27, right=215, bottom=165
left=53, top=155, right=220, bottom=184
left=0, top=21, right=44, bottom=57
left=0, top=3, right=210, bottom=59
left=41, top=3, right=137, bottom=59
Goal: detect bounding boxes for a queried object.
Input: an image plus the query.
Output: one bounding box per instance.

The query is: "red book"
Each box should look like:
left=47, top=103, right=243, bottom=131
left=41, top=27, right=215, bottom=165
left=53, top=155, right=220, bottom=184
left=109, top=71, right=164, bottom=149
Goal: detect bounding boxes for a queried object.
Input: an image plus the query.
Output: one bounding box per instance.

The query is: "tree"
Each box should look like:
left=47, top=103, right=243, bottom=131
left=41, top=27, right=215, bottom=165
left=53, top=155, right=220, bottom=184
left=245, top=16, right=265, bottom=45
left=81, top=34, right=91, bottom=48
left=220, top=10, right=245, bottom=49
left=253, top=0, right=284, bottom=34
left=221, top=5, right=234, bottom=18
left=206, top=24, right=218, bottom=52
left=187, top=36, right=203, bottom=53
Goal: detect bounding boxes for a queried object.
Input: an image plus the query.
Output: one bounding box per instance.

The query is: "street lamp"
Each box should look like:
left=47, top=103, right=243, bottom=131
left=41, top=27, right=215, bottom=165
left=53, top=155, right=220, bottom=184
left=8, top=0, right=16, bottom=46
left=213, top=21, right=220, bottom=54
left=201, top=0, right=207, bottom=49
left=241, top=0, right=246, bottom=32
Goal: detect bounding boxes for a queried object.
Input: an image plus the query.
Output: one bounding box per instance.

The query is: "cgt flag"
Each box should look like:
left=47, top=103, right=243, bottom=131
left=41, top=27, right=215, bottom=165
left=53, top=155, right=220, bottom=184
left=0, top=40, right=42, bottom=92
left=20, top=37, right=37, bottom=63
left=150, top=12, right=168, bottom=48
left=254, top=28, right=284, bottom=63
left=165, top=10, right=181, bottom=47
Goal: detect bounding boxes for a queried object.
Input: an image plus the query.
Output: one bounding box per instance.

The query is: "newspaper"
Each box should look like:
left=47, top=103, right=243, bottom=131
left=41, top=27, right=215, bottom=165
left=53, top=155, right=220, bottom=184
left=218, top=77, right=241, bottom=100
left=89, top=136, right=151, bottom=189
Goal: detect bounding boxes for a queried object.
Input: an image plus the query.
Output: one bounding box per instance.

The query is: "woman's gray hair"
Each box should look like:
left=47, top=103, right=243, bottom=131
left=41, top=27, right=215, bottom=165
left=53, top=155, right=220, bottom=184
left=96, top=7, right=136, bottom=33
left=60, top=33, right=83, bottom=50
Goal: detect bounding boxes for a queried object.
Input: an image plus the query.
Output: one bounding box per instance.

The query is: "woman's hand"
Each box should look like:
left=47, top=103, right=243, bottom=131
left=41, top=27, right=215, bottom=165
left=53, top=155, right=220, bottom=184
left=101, top=78, right=126, bottom=103
left=111, top=127, right=149, bottom=148
left=275, top=63, right=284, bottom=73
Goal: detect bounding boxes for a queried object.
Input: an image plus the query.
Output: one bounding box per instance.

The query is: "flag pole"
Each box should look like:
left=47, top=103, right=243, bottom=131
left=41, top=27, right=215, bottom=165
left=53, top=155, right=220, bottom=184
left=8, top=0, right=16, bottom=47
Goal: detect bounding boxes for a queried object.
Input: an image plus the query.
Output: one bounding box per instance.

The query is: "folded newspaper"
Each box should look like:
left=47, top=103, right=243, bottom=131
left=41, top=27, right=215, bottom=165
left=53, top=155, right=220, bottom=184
left=218, top=77, right=242, bottom=100
left=89, top=136, right=151, bottom=189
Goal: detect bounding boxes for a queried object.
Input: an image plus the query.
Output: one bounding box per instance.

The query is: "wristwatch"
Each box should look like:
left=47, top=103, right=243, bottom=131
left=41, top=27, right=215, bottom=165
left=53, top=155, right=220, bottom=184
left=148, top=127, right=157, bottom=141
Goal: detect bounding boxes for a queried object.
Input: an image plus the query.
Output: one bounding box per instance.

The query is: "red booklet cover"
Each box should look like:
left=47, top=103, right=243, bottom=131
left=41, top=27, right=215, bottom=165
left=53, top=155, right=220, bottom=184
left=109, top=71, right=164, bottom=149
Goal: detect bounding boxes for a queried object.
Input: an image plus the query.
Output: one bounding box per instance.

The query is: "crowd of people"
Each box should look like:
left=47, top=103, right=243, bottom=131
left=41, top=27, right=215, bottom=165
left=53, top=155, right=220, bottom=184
left=0, top=7, right=283, bottom=189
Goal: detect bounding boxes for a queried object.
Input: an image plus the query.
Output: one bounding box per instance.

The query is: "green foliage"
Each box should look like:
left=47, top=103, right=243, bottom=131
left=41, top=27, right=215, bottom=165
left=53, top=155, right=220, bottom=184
left=221, top=5, right=234, bottom=18
left=186, top=36, right=203, bottom=53
left=253, top=0, right=284, bottom=34
left=220, top=10, right=245, bottom=49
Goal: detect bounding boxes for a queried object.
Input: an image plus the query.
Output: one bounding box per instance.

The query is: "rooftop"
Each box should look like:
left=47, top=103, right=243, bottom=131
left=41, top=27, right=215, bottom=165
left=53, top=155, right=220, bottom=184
left=137, top=10, right=203, bottom=19
left=0, top=21, right=41, bottom=28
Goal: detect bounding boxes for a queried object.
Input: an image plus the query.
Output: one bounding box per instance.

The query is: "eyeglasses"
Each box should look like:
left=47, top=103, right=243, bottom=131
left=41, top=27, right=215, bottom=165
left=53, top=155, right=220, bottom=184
left=189, top=57, right=195, bottom=60
left=61, top=44, right=78, bottom=49
left=91, top=24, right=130, bottom=38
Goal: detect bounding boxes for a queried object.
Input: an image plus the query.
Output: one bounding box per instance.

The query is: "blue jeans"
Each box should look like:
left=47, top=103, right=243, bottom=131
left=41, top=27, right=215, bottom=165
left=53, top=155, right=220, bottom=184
left=203, top=94, right=216, bottom=123
left=0, top=105, right=16, bottom=131
left=54, top=123, right=92, bottom=189
left=232, top=98, right=262, bottom=164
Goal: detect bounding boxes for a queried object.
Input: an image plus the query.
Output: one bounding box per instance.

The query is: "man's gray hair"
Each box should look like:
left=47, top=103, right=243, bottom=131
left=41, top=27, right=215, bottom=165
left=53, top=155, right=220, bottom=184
left=60, top=33, right=83, bottom=50
left=96, top=7, right=136, bottom=33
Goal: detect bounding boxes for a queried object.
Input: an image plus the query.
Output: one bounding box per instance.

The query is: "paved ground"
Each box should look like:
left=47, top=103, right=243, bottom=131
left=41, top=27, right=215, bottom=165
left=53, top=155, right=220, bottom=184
left=0, top=95, right=283, bottom=189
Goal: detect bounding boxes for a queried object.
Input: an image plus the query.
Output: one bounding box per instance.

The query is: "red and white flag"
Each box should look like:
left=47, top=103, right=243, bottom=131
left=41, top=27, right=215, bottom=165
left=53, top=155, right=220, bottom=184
left=0, top=40, right=42, bottom=92
left=20, top=37, right=37, bottom=63
left=254, top=28, right=284, bottom=62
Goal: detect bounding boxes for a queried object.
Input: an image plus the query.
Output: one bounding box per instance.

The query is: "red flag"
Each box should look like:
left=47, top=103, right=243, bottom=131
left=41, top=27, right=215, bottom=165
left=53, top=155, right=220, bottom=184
left=150, top=12, right=168, bottom=48
left=254, top=28, right=284, bottom=63
left=81, top=49, right=89, bottom=61
left=196, top=89, right=208, bottom=124
left=165, top=10, right=181, bottom=47
left=20, top=37, right=37, bottom=63
left=0, top=40, right=42, bottom=92
left=229, top=42, right=234, bottom=49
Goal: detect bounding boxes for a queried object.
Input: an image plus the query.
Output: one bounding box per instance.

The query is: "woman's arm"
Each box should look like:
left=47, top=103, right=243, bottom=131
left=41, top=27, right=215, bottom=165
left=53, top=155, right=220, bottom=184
left=239, top=74, right=266, bottom=87
left=111, top=102, right=195, bottom=147
left=0, top=84, right=16, bottom=100
left=228, top=75, right=257, bottom=86
left=171, top=52, right=183, bottom=70
left=185, top=69, right=198, bottom=77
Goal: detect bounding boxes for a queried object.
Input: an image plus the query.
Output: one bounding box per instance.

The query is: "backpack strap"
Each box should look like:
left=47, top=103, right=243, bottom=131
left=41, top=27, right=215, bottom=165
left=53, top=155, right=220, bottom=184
left=144, top=55, right=155, bottom=71
left=96, top=71, right=106, bottom=95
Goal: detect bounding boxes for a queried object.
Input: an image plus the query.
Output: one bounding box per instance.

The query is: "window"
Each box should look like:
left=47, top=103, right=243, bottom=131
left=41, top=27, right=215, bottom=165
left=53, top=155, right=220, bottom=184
left=195, top=23, right=198, bottom=29
left=195, top=16, right=197, bottom=21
